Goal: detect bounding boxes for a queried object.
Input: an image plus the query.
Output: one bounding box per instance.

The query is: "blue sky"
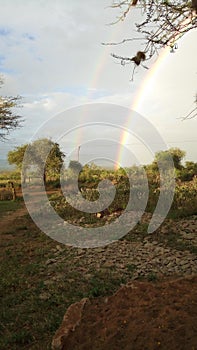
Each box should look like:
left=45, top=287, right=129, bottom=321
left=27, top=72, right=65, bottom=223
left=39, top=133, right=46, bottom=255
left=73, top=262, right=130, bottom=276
left=0, top=0, right=196, bottom=169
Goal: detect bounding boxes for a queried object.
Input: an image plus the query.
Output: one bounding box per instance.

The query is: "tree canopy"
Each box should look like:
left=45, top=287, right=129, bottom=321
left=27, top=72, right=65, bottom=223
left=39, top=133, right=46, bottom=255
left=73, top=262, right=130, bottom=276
left=68, top=160, right=83, bottom=173
left=155, top=147, right=186, bottom=170
left=8, top=144, right=28, bottom=184
left=8, top=138, right=65, bottom=184
left=0, top=77, right=22, bottom=140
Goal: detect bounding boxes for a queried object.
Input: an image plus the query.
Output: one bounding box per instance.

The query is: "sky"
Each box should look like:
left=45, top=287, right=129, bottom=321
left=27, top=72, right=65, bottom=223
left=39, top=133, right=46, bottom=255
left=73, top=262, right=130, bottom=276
left=0, top=0, right=196, bottom=169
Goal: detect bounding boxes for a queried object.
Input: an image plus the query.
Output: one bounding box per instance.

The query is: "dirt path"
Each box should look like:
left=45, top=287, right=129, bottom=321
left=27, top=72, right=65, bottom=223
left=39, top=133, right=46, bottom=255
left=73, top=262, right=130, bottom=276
left=0, top=189, right=59, bottom=235
left=0, top=205, right=27, bottom=237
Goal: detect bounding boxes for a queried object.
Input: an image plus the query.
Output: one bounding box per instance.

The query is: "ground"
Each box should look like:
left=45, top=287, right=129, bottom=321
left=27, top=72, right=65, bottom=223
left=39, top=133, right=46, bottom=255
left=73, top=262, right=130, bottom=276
left=0, top=191, right=197, bottom=349
left=55, top=276, right=197, bottom=350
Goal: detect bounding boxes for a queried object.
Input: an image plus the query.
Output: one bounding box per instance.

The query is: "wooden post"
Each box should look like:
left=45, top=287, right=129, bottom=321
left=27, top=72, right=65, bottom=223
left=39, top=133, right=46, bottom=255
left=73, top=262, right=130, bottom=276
left=7, top=181, right=17, bottom=201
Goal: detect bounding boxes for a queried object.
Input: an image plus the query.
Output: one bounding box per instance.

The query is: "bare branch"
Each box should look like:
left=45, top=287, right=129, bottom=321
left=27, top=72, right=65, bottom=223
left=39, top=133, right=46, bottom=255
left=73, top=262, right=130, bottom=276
left=182, top=98, right=197, bottom=120
left=102, top=37, right=143, bottom=45
left=108, top=1, right=197, bottom=73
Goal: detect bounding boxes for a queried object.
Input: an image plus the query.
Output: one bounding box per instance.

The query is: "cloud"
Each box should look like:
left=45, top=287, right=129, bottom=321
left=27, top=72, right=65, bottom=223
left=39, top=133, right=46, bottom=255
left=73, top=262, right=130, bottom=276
left=0, top=27, right=11, bottom=36
left=0, top=1, right=196, bottom=167
left=0, top=0, right=138, bottom=94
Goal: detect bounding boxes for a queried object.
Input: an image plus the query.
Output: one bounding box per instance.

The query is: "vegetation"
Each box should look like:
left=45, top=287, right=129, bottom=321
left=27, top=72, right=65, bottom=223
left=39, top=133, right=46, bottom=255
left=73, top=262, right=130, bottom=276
left=68, top=160, right=83, bottom=173
left=0, top=77, right=22, bottom=140
left=108, top=1, right=197, bottom=117
left=0, top=200, right=21, bottom=218
left=0, top=146, right=197, bottom=349
left=0, top=211, right=127, bottom=349
left=155, top=148, right=186, bottom=170
left=109, top=1, right=197, bottom=71
left=8, top=138, right=65, bottom=184
left=3, top=146, right=197, bottom=219
left=51, top=169, right=197, bottom=223
left=8, top=144, right=28, bottom=184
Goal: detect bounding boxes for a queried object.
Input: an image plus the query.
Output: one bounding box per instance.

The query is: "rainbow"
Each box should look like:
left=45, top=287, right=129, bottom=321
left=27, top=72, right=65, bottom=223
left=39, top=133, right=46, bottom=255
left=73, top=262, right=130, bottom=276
left=75, top=46, right=171, bottom=168
left=87, top=24, right=120, bottom=100
left=75, top=44, right=172, bottom=168
left=72, top=24, right=120, bottom=152
left=74, top=18, right=191, bottom=167
left=115, top=46, right=171, bottom=169
left=132, top=48, right=170, bottom=112
left=116, top=15, right=195, bottom=168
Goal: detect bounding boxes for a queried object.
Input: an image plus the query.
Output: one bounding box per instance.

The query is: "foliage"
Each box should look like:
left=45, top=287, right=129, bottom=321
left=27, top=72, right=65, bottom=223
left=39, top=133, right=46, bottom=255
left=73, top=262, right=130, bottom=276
left=29, top=139, right=65, bottom=182
left=0, top=170, right=21, bottom=182
left=8, top=144, right=28, bottom=168
left=8, top=138, right=65, bottom=184
left=155, top=147, right=186, bottom=170
left=171, top=177, right=197, bottom=217
left=175, top=161, right=197, bottom=181
left=4, top=146, right=197, bottom=218
left=68, top=160, right=83, bottom=173
left=0, top=77, right=22, bottom=140
left=8, top=144, right=28, bottom=184
left=49, top=147, right=197, bottom=222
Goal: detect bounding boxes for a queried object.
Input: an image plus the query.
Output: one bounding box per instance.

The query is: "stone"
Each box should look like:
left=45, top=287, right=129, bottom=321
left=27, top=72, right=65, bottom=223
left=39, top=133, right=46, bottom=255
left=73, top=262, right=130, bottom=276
left=52, top=298, right=89, bottom=350
left=39, top=292, right=50, bottom=300
left=46, top=258, right=58, bottom=265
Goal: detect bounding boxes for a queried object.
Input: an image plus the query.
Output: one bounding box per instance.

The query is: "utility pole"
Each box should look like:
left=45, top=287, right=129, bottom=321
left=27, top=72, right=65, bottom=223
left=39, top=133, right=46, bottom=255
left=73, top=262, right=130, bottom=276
left=77, top=145, right=81, bottom=162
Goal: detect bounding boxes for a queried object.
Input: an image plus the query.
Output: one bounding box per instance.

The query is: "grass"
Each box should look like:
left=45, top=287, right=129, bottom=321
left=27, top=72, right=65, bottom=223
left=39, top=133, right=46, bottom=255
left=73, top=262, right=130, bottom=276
left=87, top=272, right=126, bottom=298
left=0, top=182, right=196, bottom=349
left=0, top=210, right=129, bottom=349
left=147, top=272, right=158, bottom=282
left=0, top=200, right=22, bottom=218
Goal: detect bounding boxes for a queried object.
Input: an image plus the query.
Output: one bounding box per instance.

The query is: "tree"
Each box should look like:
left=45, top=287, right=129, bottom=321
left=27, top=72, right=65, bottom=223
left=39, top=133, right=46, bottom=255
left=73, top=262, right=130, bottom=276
left=155, top=147, right=186, bottom=170
left=109, top=1, right=197, bottom=71
left=45, top=142, right=66, bottom=180
left=8, top=144, right=29, bottom=184
left=0, top=77, right=22, bottom=140
left=108, top=1, right=197, bottom=117
left=8, top=139, right=65, bottom=184
left=68, top=160, right=83, bottom=173
left=179, top=160, right=197, bottom=180
left=27, top=138, right=65, bottom=183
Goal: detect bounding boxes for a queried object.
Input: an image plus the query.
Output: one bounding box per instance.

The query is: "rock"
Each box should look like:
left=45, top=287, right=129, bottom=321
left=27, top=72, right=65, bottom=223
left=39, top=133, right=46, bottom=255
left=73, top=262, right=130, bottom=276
left=103, top=261, right=114, bottom=268
left=43, top=279, right=52, bottom=286
left=51, top=298, right=89, bottom=350
left=180, top=259, right=190, bottom=266
left=94, top=247, right=106, bottom=253
left=39, top=292, right=50, bottom=300
left=77, top=248, right=85, bottom=256
left=46, top=258, right=58, bottom=265
left=56, top=245, right=64, bottom=252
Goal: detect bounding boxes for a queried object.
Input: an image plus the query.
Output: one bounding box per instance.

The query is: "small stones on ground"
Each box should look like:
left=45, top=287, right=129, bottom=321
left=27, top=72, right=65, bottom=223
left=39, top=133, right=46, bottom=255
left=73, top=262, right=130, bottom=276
left=42, top=215, right=197, bottom=282
left=46, top=258, right=58, bottom=265
left=39, top=292, right=50, bottom=300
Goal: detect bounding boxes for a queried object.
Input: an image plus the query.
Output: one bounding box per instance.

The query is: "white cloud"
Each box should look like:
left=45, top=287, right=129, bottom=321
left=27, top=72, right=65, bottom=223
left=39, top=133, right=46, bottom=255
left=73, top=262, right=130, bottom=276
left=0, top=1, right=196, bottom=167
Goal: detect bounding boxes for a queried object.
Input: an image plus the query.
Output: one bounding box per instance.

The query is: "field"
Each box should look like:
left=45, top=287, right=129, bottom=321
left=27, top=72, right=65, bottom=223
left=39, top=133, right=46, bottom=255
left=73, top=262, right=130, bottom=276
left=0, top=168, right=197, bottom=349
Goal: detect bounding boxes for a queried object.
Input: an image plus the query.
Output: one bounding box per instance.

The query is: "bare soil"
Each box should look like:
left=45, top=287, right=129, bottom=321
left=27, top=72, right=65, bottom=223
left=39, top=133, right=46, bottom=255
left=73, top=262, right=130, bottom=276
left=60, top=276, right=197, bottom=350
left=0, top=191, right=197, bottom=350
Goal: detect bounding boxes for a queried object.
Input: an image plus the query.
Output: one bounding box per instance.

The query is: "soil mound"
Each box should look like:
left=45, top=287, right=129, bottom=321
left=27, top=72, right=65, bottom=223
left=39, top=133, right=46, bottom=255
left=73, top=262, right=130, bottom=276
left=52, top=276, right=197, bottom=350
